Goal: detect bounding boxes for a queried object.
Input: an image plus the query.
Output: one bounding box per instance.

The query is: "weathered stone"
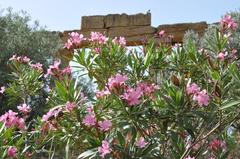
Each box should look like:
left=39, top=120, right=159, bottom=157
left=105, top=13, right=151, bottom=28
left=108, top=26, right=156, bottom=38
left=124, top=34, right=155, bottom=46
left=81, top=16, right=105, bottom=29
left=157, top=22, right=207, bottom=42
left=157, top=22, right=207, bottom=32
left=105, top=14, right=129, bottom=28
left=129, top=13, right=151, bottom=26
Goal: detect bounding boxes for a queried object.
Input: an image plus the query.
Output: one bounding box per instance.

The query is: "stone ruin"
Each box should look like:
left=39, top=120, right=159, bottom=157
left=58, top=13, right=208, bottom=60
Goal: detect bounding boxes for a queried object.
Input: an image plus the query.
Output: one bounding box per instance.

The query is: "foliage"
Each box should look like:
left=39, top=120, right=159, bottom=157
left=0, top=7, right=62, bottom=113
left=0, top=14, right=240, bottom=159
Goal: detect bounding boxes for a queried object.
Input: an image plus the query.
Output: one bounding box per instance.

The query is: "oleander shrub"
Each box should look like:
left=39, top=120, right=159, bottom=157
left=0, top=14, right=240, bottom=159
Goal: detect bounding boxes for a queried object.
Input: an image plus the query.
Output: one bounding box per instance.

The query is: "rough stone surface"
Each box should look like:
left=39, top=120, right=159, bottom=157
left=81, top=16, right=105, bottom=29
left=105, top=13, right=151, bottom=28
left=108, top=26, right=156, bottom=37
left=104, top=14, right=130, bottom=28
left=157, top=22, right=208, bottom=42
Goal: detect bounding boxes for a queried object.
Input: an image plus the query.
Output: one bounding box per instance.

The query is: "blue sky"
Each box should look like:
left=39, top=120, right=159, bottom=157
left=0, top=0, right=240, bottom=31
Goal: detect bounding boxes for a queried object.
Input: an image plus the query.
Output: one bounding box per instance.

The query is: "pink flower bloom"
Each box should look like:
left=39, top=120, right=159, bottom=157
left=209, top=139, right=226, bottom=152
left=137, top=82, right=159, bottom=96
left=98, top=140, right=111, bottom=158
left=22, top=56, right=30, bottom=63
left=218, top=52, right=225, bottom=61
left=0, top=86, right=5, bottom=94
left=96, top=89, right=111, bottom=98
left=185, top=156, right=195, bottom=159
left=108, top=74, right=128, bottom=90
left=46, top=60, right=61, bottom=77
left=186, top=83, right=200, bottom=95
left=82, top=114, right=96, bottom=126
left=64, top=32, right=85, bottom=49
left=9, top=55, right=30, bottom=64
left=17, top=103, right=31, bottom=114
left=98, top=120, right=112, bottom=131
left=61, top=66, right=72, bottom=75
left=122, top=87, right=142, bottom=106
left=112, top=37, right=126, bottom=47
left=42, top=109, right=61, bottom=122
left=159, top=30, right=165, bottom=36
left=193, top=89, right=209, bottom=106
left=8, top=146, right=17, bottom=157
left=220, top=15, right=238, bottom=31
left=65, top=102, right=76, bottom=112
left=118, top=37, right=126, bottom=46
left=64, top=39, right=73, bottom=49
left=17, top=118, right=26, bottom=130
left=86, top=106, right=94, bottom=114
left=135, top=137, right=148, bottom=148
left=0, top=110, right=26, bottom=130
left=9, top=54, right=17, bottom=61
left=69, top=32, right=84, bottom=46
left=94, top=47, right=101, bottom=54
left=90, top=32, right=108, bottom=44
left=30, top=63, right=43, bottom=71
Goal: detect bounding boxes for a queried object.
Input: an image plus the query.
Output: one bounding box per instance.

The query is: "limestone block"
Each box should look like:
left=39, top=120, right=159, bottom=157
left=108, top=26, right=156, bottom=38
left=81, top=16, right=105, bottom=29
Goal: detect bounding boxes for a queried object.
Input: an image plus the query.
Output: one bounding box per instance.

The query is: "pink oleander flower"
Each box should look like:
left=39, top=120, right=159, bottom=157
left=94, top=47, right=101, bottom=54
left=61, top=66, right=72, bottom=75
left=86, top=106, right=94, bottom=114
left=46, top=60, right=61, bottom=77
left=9, top=55, right=30, bottom=64
left=9, top=54, right=17, bottom=61
left=135, top=137, right=148, bottom=148
left=193, top=89, right=209, bottom=106
left=118, top=37, right=126, bottom=46
left=209, top=139, right=226, bottom=152
left=112, top=37, right=126, bottom=47
left=186, top=83, right=200, bottom=95
left=137, top=82, right=159, bottom=96
left=218, top=52, right=225, bottom=61
left=69, top=32, right=84, bottom=45
left=185, top=156, right=195, bottom=159
left=220, top=15, right=238, bottom=31
left=96, top=89, right=111, bottom=98
left=82, top=114, right=96, bottom=126
left=22, top=56, right=30, bottom=63
left=65, top=102, right=76, bottom=112
left=30, top=62, right=43, bottom=71
left=8, top=146, right=17, bottom=158
left=158, top=30, right=165, bottom=36
left=98, top=140, right=111, bottom=158
left=42, top=109, right=61, bottom=122
left=64, top=32, right=85, bottom=49
left=0, top=110, right=26, bottom=130
left=108, top=74, right=128, bottom=90
left=64, top=39, right=73, bottom=49
left=232, top=49, right=237, bottom=55
left=122, top=87, right=142, bottom=106
left=0, top=86, right=6, bottom=94
left=17, top=103, right=31, bottom=114
left=98, top=120, right=112, bottom=131
left=90, top=32, right=108, bottom=44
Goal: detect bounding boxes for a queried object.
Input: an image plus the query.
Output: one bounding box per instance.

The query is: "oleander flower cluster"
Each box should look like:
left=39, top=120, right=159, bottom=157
left=0, top=14, right=239, bottom=159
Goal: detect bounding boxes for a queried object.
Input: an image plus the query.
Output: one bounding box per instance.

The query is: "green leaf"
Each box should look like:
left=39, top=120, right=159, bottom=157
left=65, top=138, right=70, bottom=159
left=117, top=131, right=125, bottom=147
left=77, top=149, right=97, bottom=159
left=220, top=100, right=240, bottom=110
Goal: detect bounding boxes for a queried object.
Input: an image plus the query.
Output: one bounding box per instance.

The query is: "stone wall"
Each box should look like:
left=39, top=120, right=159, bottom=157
left=58, top=13, right=209, bottom=59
